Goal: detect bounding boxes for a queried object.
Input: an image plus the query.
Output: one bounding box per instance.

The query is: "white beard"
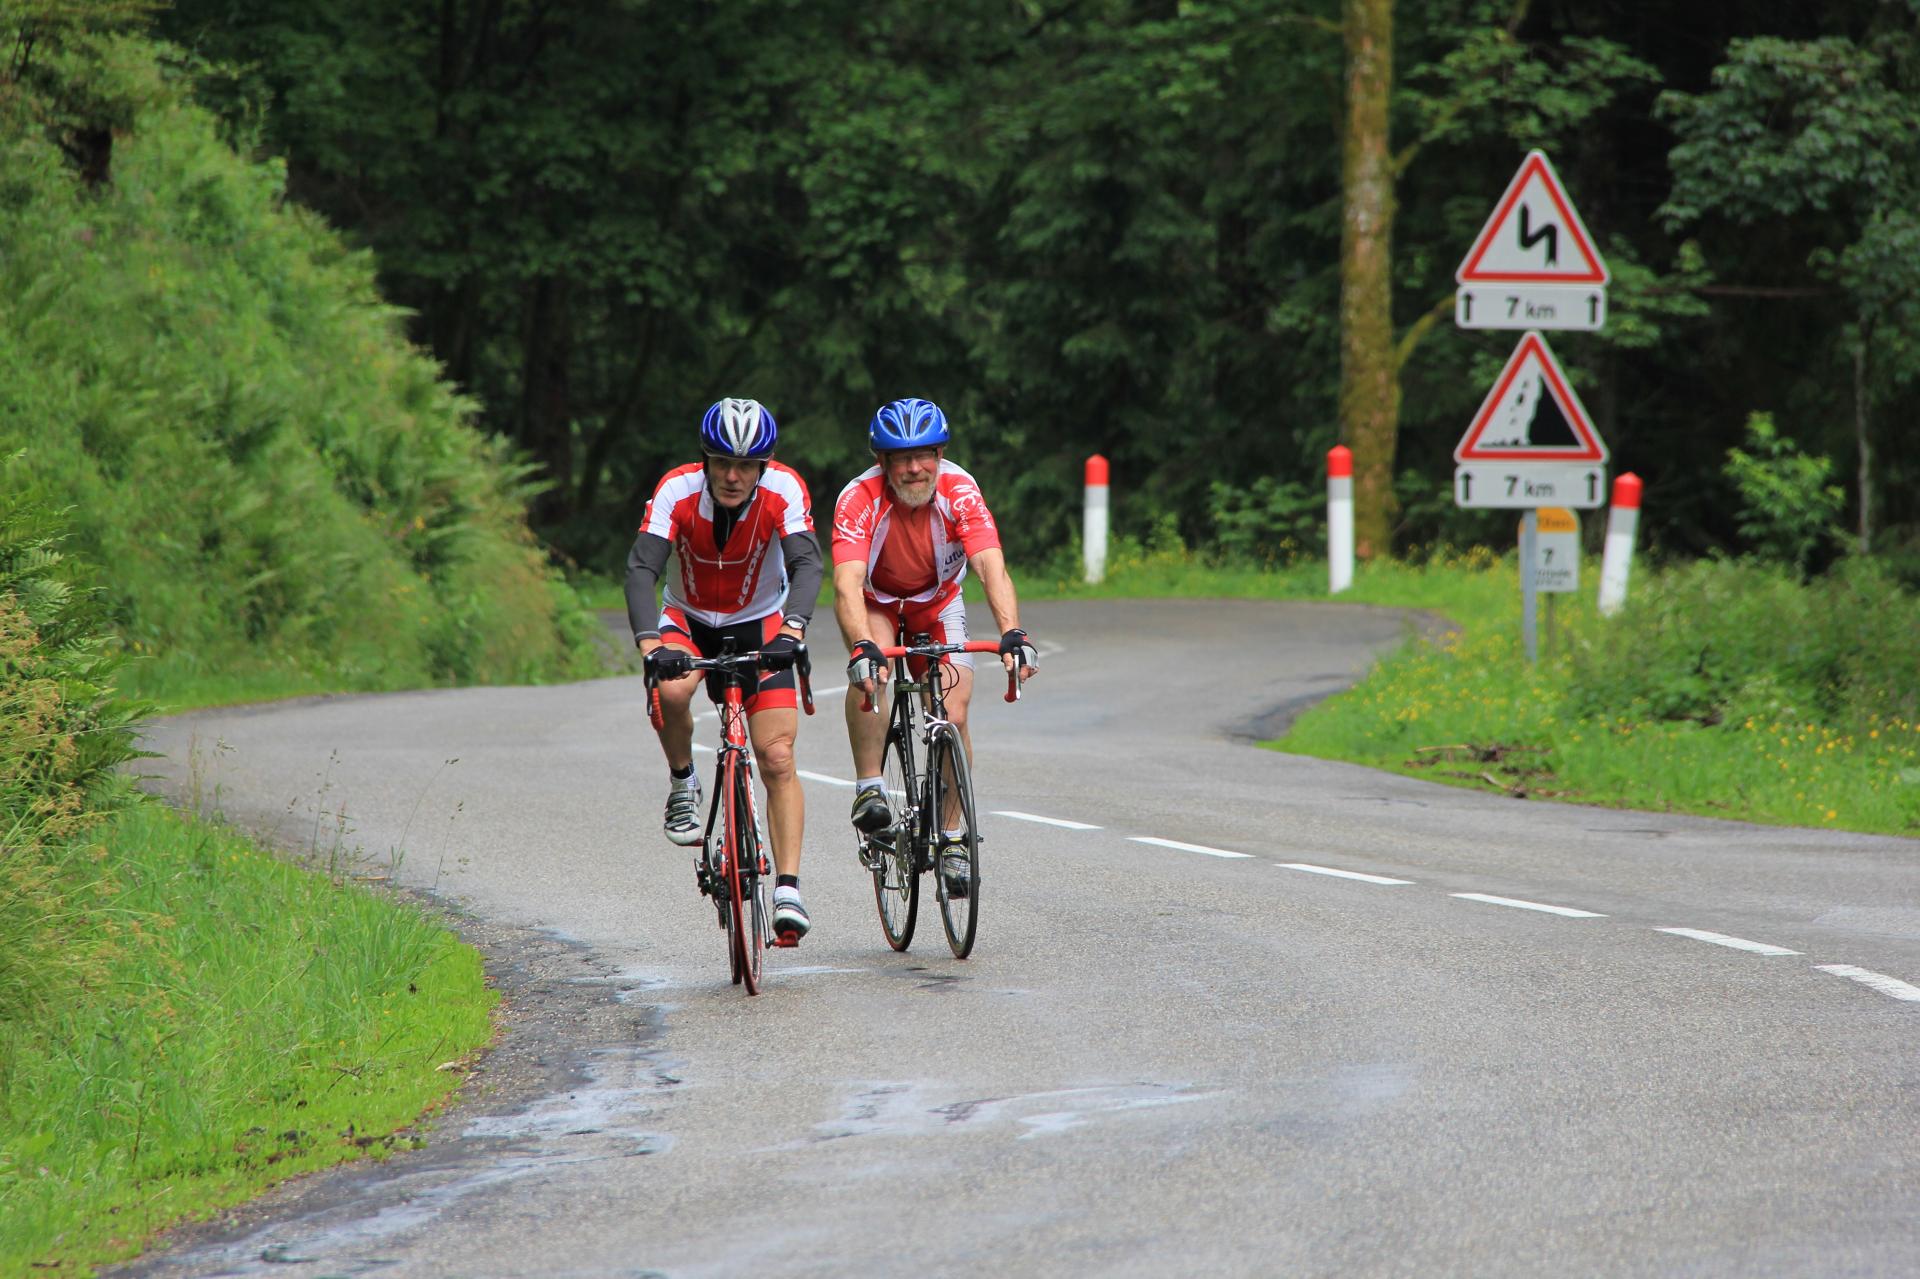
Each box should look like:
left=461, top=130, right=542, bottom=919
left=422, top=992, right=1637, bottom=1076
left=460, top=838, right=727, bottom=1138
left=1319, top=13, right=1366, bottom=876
left=887, top=475, right=936, bottom=509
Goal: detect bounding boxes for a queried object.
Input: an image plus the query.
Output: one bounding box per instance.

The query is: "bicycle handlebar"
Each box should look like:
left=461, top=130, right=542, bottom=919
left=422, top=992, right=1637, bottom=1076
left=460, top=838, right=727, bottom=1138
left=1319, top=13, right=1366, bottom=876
left=859, top=639, right=1026, bottom=711
left=644, top=645, right=815, bottom=730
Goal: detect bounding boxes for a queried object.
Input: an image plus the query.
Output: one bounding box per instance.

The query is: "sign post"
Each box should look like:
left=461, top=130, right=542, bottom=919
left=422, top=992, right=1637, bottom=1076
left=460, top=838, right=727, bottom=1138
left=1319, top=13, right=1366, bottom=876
left=1452, top=151, right=1611, bottom=661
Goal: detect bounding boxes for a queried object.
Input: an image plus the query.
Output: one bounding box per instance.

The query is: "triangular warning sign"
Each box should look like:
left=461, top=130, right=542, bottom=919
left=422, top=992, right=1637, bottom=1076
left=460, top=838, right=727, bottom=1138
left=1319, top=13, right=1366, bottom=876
left=1456, top=150, right=1609, bottom=286
left=1455, top=331, right=1609, bottom=463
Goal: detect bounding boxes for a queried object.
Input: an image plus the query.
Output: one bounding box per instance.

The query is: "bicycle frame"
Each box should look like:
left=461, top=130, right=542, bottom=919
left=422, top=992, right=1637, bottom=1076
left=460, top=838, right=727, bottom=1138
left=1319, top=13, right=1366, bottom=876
left=858, top=633, right=1019, bottom=957
left=646, top=640, right=813, bottom=995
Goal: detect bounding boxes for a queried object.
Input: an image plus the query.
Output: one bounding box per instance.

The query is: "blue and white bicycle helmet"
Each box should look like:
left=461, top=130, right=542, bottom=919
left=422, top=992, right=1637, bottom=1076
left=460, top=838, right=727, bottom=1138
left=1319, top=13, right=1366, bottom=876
left=700, top=398, right=778, bottom=458
left=868, top=398, right=950, bottom=451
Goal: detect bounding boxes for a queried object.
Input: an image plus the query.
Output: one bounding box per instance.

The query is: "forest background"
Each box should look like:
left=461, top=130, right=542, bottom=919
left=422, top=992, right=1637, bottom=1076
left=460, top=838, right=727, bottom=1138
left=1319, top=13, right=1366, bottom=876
left=143, top=0, right=1920, bottom=580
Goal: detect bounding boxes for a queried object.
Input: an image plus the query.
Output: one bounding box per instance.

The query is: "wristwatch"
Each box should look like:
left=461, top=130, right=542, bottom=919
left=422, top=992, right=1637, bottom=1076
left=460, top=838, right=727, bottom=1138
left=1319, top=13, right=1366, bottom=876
left=781, top=614, right=808, bottom=636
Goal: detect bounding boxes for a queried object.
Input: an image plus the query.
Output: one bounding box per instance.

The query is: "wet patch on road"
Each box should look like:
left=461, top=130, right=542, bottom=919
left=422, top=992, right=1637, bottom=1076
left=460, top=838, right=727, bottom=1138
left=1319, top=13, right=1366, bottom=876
left=800, top=1080, right=1220, bottom=1146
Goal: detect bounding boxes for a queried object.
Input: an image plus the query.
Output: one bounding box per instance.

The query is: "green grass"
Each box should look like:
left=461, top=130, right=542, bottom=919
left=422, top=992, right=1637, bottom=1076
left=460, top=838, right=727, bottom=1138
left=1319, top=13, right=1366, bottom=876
left=0, top=804, right=496, bottom=1277
left=1269, top=557, right=1920, bottom=838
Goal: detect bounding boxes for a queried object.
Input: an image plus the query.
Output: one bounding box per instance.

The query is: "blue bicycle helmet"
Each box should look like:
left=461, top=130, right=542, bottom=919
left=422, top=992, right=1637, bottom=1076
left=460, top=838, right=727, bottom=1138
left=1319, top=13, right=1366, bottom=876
left=868, top=398, right=950, bottom=451
left=700, top=398, right=778, bottom=458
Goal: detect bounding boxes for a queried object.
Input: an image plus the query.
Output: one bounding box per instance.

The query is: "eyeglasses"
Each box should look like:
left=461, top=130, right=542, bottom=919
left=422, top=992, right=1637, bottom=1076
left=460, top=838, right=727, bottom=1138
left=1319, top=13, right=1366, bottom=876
left=884, top=448, right=941, bottom=468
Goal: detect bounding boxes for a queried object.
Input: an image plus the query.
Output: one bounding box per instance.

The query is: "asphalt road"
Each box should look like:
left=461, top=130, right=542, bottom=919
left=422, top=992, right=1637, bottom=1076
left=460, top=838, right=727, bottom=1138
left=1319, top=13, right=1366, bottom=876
left=124, top=599, right=1920, bottom=1278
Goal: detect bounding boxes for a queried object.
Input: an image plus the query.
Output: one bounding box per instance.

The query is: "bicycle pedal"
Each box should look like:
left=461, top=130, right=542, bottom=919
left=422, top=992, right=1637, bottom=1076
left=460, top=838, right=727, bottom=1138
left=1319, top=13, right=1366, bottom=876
left=772, top=931, right=800, bottom=948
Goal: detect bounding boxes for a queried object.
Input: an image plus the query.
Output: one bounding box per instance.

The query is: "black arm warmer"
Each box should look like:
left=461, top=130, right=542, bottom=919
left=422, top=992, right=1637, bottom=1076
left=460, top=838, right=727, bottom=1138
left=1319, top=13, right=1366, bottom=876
left=780, top=529, right=825, bottom=627
left=623, top=532, right=672, bottom=644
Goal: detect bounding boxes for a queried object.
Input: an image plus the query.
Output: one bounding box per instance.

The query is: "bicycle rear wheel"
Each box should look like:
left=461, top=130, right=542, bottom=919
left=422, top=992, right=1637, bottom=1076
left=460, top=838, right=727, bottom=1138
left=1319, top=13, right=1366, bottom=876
left=870, top=708, right=920, bottom=951
left=928, top=727, right=980, bottom=958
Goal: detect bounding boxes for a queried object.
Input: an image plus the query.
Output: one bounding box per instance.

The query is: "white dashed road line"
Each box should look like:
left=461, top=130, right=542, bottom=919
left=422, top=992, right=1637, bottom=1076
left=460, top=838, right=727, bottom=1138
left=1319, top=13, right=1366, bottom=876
left=1278, top=863, right=1413, bottom=885
left=1129, top=837, right=1254, bottom=860
left=994, top=811, right=1102, bottom=830
left=1452, top=893, right=1605, bottom=918
left=1656, top=928, right=1800, bottom=956
left=1816, top=965, right=1920, bottom=1003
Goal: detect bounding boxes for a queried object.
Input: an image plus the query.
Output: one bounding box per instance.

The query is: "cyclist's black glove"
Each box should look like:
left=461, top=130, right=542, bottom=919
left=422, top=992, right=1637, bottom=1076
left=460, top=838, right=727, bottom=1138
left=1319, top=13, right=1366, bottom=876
left=760, top=634, right=801, bottom=672
left=644, top=646, right=692, bottom=682
left=999, top=628, right=1038, bottom=669
left=847, top=638, right=885, bottom=685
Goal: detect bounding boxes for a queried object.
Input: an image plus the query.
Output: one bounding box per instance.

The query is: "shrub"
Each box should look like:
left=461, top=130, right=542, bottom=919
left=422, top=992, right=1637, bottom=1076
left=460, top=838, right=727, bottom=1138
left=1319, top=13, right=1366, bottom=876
left=1723, top=411, right=1846, bottom=576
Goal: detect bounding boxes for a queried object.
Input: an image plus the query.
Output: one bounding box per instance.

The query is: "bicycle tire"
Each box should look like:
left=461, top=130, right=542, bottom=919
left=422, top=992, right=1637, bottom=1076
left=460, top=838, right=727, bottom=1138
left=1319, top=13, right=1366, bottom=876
left=737, top=770, right=765, bottom=995
left=721, top=755, right=746, bottom=985
left=928, top=727, right=980, bottom=958
left=870, top=698, right=921, bottom=952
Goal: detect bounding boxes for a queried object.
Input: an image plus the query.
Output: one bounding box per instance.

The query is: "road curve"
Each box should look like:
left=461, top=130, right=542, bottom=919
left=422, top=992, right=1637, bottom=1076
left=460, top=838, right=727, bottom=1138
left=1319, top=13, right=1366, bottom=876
left=124, top=599, right=1920, bottom=1278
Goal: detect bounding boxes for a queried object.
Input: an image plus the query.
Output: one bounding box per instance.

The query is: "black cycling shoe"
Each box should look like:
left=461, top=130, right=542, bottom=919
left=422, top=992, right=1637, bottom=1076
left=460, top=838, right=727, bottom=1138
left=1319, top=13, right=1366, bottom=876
left=850, top=787, right=893, bottom=834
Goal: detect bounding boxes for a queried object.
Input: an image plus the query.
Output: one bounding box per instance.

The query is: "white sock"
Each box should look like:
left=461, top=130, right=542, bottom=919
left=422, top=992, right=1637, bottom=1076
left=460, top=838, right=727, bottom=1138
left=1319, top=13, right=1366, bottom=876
left=856, top=777, right=885, bottom=792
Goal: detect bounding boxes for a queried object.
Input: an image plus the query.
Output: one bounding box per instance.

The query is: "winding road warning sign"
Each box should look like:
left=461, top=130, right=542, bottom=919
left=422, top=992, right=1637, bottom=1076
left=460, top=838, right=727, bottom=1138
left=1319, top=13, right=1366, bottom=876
left=1456, top=150, right=1609, bottom=286
left=1454, top=330, right=1608, bottom=463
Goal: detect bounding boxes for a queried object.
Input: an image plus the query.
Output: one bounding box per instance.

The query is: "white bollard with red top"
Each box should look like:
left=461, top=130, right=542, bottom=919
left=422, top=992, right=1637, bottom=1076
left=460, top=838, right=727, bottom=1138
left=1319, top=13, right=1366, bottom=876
left=1597, top=472, right=1641, bottom=616
left=1084, top=454, right=1109, bottom=584
left=1327, top=445, right=1354, bottom=594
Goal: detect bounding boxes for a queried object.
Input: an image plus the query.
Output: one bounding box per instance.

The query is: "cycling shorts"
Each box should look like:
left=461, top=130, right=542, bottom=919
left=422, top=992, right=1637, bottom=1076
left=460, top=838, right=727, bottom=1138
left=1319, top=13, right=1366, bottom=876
left=658, top=607, right=797, bottom=713
left=866, top=591, right=973, bottom=676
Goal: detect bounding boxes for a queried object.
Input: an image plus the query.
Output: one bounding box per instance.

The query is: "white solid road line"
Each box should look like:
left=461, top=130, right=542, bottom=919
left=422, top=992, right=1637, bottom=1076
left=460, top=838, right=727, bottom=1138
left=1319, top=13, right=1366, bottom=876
left=1130, top=837, right=1254, bottom=860
left=1279, top=862, right=1413, bottom=885
left=1452, top=892, right=1605, bottom=918
left=1816, top=965, right=1920, bottom=1003
left=1657, top=928, right=1800, bottom=956
left=995, top=810, right=1102, bottom=830
left=797, top=770, right=853, bottom=787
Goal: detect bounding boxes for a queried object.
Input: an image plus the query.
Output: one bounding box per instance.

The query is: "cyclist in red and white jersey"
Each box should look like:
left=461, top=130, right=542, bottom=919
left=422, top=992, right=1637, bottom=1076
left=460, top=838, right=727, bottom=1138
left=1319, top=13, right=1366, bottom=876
left=625, top=398, right=823, bottom=939
left=831, top=398, right=1038, bottom=876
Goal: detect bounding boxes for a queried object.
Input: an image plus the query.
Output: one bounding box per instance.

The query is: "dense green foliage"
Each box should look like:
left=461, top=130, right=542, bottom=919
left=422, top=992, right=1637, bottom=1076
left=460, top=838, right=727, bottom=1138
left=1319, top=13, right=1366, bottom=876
left=1282, top=554, right=1920, bottom=834
left=152, top=0, right=1920, bottom=570
left=1, top=21, right=599, bottom=703
left=0, top=479, right=146, bottom=1040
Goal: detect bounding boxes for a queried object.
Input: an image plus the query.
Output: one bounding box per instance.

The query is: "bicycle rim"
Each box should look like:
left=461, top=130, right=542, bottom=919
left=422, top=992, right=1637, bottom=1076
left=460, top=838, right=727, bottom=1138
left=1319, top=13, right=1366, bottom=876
left=930, top=729, right=980, bottom=958
left=738, top=772, right=765, bottom=995
left=871, top=716, right=920, bottom=951
left=721, top=757, right=745, bottom=985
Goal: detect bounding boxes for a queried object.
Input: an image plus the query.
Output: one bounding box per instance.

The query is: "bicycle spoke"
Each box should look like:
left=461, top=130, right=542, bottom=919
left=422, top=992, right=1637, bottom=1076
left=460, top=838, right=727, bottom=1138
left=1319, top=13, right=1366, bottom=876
left=870, top=709, right=920, bottom=952
left=929, top=728, right=980, bottom=958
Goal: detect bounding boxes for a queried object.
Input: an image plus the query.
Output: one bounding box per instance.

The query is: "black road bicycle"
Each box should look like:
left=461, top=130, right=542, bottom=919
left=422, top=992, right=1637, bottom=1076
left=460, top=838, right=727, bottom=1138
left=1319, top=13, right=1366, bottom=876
left=647, top=641, right=812, bottom=995
left=856, top=633, right=1022, bottom=959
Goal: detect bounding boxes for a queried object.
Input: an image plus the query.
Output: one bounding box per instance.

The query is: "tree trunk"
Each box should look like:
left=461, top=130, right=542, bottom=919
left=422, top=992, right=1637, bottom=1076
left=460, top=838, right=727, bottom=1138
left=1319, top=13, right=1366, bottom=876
left=1340, top=0, right=1398, bottom=560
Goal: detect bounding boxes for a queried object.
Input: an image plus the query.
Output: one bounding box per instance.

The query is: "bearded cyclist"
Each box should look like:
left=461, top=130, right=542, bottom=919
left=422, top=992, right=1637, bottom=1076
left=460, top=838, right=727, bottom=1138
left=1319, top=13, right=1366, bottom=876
left=624, top=398, right=824, bottom=941
left=830, top=398, right=1039, bottom=895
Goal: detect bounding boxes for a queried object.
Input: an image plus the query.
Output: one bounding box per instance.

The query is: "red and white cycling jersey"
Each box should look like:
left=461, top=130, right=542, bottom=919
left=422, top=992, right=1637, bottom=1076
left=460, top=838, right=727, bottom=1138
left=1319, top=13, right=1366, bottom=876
left=831, top=460, right=1001, bottom=606
left=640, top=461, right=814, bottom=625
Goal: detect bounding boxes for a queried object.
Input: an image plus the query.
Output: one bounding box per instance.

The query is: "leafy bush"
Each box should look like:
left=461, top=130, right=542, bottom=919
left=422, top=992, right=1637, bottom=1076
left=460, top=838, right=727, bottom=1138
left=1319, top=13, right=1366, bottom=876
left=1723, top=411, right=1846, bottom=575
left=1564, top=555, right=1920, bottom=732
left=1207, top=475, right=1323, bottom=564
left=0, top=479, right=146, bottom=1041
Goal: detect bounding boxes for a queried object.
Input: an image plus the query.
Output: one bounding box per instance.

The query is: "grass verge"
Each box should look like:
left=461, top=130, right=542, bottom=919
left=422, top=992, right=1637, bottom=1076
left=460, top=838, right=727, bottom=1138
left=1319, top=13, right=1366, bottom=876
left=0, top=803, right=496, bottom=1277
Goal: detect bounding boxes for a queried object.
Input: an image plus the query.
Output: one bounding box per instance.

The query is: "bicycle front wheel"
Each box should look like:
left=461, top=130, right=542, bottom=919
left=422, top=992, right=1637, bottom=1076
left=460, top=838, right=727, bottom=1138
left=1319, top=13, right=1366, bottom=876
left=734, top=767, right=765, bottom=995
left=870, top=717, right=920, bottom=951
left=928, top=727, right=980, bottom=958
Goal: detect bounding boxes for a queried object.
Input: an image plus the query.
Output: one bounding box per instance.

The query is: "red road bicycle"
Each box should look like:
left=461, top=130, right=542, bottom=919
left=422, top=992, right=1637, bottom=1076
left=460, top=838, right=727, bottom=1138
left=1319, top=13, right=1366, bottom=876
left=648, top=641, right=813, bottom=995
left=857, top=634, right=1022, bottom=959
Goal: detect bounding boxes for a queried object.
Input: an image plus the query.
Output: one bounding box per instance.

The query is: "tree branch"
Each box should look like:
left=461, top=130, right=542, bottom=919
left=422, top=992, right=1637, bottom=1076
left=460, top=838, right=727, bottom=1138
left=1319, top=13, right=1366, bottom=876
left=1394, top=293, right=1454, bottom=373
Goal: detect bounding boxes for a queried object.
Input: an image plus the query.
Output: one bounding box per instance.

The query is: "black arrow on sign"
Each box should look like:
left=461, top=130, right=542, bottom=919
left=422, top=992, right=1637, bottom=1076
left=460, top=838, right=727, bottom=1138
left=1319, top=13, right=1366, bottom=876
left=1519, top=206, right=1558, bottom=266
